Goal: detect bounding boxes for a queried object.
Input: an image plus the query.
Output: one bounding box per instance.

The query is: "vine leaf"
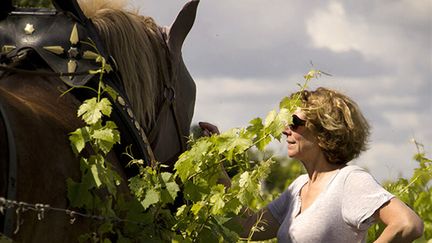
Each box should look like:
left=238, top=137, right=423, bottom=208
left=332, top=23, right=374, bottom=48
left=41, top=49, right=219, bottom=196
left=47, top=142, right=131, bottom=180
left=175, top=140, right=212, bottom=181
left=77, top=97, right=112, bottom=125
left=91, top=121, right=120, bottom=155
left=141, top=189, right=160, bottom=209
left=209, top=184, right=226, bottom=215
left=69, top=127, right=90, bottom=155
left=160, top=172, right=180, bottom=203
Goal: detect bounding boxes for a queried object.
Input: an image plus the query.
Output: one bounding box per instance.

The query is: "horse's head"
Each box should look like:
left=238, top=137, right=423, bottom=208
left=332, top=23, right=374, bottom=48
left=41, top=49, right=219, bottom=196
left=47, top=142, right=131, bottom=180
left=0, top=0, right=198, bottom=166
left=0, top=1, right=198, bottom=240
left=77, top=0, right=199, bottom=165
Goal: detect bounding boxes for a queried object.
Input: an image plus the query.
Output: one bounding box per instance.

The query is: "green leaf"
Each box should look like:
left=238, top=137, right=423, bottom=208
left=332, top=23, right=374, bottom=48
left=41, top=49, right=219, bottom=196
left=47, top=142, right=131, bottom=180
left=215, top=128, right=252, bottom=161
left=247, top=117, right=263, bottom=133
left=176, top=205, right=188, bottom=218
left=191, top=202, right=205, bottom=216
left=223, top=197, right=242, bottom=215
left=90, top=164, right=103, bottom=188
left=255, top=131, right=272, bottom=151
left=98, top=221, right=114, bottom=236
left=77, top=97, right=112, bottom=125
left=128, top=176, right=145, bottom=198
left=278, top=108, right=291, bottom=128
left=239, top=171, right=250, bottom=188
left=210, top=185, right=226, bottom=215
left=279, top=95, right=301, bottom=111
left=175, top=140, right=212, bottom=181
left=264, top=110, right=277, bottom=128
left=69, top=127, right=90, bottom=155
left=91, top=121, right=120, bottom=154
left=66, top=178, right=93, bottom=208
left=92, top=127, right=115, bottom=142
left=141, top=189, right=160, bottom=209
left=165, top=182, right=180, bottom=201
left=103, top=238, right=112, bottom=243
left=160, top=172, right=173, bottom=182
left=183, top=181, right=207, bottom=201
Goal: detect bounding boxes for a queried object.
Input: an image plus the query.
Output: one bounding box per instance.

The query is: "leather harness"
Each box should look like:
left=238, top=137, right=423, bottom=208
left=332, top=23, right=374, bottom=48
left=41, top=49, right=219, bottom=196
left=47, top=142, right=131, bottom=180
left=0, top=1, right=186, bottom=237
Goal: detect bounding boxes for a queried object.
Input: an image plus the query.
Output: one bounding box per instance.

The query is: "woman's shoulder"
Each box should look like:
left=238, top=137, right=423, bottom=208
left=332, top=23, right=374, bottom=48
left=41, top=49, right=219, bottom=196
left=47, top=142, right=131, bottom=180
left=339, top=164, right=381, bottom=187
left=340, top=164, right=369, bottom=176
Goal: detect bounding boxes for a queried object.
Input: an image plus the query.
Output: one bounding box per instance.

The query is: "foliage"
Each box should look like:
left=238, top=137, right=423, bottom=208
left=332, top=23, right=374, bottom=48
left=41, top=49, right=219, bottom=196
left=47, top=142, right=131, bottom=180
left=367, top=141, right=432, bottom=242
left=171, top=70, right=321, bottom=242
left=66, top=67, right=324, bottom=242
left=65, top=43, right=127, bottom=242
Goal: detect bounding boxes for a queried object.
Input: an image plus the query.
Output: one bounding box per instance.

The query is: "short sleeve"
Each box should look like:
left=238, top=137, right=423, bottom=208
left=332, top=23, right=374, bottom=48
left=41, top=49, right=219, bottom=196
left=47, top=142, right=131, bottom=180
left=341, top=169, right=394, bottom=230
left=268, top=189, right=292, bottom=224
left=268, top=175, right=307, bottom=224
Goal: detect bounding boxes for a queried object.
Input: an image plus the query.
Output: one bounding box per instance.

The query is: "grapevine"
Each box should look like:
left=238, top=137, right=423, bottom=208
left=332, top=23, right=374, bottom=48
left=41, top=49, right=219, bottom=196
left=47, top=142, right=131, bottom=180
left=66, top=65, right=324, bottom=242
left=171, top=70, right=324, bottom=241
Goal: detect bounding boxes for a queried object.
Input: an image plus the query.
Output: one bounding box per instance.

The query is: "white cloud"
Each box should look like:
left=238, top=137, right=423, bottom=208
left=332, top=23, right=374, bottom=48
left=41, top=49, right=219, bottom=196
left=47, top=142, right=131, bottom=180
left=354, top=141, right=419, bottom=182
left=381, top=111, right=421, bottom=130
left=196, top=77, right=285, bottom=97
left=365, top=95, right=417, bottom=107
left=306, top=2, right=365, bottom=53
left=305, top=0, right=430, bottom=69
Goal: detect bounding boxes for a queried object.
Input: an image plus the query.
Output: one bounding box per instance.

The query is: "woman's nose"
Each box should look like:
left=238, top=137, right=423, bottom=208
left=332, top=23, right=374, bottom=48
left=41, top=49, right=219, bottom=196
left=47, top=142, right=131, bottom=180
left=283, top=126, right=292, bottom=136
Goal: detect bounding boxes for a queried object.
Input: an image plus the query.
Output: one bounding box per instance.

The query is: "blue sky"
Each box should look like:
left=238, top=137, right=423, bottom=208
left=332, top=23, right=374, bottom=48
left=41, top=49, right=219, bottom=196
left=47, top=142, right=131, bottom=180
left=130, top=0, right=431, bottom=182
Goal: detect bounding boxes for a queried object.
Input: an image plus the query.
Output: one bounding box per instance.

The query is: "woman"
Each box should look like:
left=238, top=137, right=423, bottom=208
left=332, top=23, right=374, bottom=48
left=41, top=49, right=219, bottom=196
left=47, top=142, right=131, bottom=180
left=200, top=87, right=423, bottom=242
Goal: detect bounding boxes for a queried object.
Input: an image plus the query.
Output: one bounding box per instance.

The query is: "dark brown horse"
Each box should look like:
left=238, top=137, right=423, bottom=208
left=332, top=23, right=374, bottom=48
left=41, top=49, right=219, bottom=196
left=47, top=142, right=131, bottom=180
left=0, top=0, right=199, bottom=241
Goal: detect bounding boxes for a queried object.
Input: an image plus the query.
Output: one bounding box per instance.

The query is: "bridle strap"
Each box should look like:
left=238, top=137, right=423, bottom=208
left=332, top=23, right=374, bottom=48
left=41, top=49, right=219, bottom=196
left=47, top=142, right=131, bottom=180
left=148, top=86, right=186, bottom=153
left=171, top=100, right=186, bottom=152
left=0, top=100, right=17, bottom=237
left=147, top=28, right=187, bottom=155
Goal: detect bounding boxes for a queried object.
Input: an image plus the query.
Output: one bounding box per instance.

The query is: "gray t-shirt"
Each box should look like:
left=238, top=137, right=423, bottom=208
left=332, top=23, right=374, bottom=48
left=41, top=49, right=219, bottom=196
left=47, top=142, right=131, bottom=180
left=268, top=165, right=394, bottom=243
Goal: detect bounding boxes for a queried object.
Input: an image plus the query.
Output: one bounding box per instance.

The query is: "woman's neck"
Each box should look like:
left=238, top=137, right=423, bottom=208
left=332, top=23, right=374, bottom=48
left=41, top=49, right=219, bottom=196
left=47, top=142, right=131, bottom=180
left=302, top=155, right=344, bottom=183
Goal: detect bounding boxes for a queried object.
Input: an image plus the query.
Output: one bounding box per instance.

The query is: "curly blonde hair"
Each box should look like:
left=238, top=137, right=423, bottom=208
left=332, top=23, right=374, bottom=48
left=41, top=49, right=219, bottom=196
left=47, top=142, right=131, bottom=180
left=293, top=87, right=370, bottom=164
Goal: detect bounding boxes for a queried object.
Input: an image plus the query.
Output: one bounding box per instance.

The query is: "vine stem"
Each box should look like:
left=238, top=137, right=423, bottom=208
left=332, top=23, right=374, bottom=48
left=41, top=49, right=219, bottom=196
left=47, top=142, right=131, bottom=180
left=97, top=68, right=104, bottom=102
left=245, top=210, right=266, bottom=242
left=195, top=207, right=212, bottom=240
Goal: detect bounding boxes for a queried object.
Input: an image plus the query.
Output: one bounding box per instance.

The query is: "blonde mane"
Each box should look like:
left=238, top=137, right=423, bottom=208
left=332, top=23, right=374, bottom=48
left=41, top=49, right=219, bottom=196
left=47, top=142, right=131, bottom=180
left=78, top=0, right=171, bottom=131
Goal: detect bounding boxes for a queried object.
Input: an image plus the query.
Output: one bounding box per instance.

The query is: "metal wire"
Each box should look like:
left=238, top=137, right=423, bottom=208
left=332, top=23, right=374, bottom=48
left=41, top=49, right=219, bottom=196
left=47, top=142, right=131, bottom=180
left=0, top=196, right=147, bottom=232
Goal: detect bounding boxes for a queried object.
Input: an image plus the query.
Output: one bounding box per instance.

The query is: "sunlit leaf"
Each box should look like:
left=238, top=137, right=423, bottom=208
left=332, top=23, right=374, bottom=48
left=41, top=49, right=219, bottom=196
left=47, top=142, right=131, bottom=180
left=141, top=189, right=160, bottom=209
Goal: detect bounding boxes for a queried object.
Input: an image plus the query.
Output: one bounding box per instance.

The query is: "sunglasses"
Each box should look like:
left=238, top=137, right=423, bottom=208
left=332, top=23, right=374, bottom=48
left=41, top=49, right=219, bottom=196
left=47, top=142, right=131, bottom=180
left=289, top=114, right=306, bottom=130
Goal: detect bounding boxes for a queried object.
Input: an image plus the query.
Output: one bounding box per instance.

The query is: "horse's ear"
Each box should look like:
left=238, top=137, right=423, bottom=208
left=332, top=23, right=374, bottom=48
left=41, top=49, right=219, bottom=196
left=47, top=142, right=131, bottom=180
left=52, top=0, right=87, bottom=23
left=167, top=0, right=200, bottom=54
left=0, top=0, right=13, bottom=19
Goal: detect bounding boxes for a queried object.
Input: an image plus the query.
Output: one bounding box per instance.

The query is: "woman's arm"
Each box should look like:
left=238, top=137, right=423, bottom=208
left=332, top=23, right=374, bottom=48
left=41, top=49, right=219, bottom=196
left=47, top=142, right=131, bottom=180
left=374, top=198, right=424, bottom=243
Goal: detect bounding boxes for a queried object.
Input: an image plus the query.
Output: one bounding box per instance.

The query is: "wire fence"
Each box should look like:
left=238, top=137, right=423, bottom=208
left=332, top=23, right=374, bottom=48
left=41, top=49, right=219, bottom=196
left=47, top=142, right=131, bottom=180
left=0, top=196, right=146, bottom=234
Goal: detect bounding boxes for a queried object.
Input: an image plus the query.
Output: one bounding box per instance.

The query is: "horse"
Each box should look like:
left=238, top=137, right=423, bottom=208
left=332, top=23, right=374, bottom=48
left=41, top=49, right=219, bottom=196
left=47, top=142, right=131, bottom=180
left=0, top=0, right=199, bottom=241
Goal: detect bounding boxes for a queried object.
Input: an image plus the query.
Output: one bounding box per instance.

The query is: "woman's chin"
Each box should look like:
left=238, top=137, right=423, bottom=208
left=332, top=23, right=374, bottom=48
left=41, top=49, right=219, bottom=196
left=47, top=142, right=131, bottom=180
left=287, top=150, right=297, bottom=158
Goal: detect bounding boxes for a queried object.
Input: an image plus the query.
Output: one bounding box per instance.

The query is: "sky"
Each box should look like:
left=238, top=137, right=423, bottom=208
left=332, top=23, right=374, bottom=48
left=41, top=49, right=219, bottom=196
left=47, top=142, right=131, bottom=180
left=129, top=0, right=432, bottom=183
